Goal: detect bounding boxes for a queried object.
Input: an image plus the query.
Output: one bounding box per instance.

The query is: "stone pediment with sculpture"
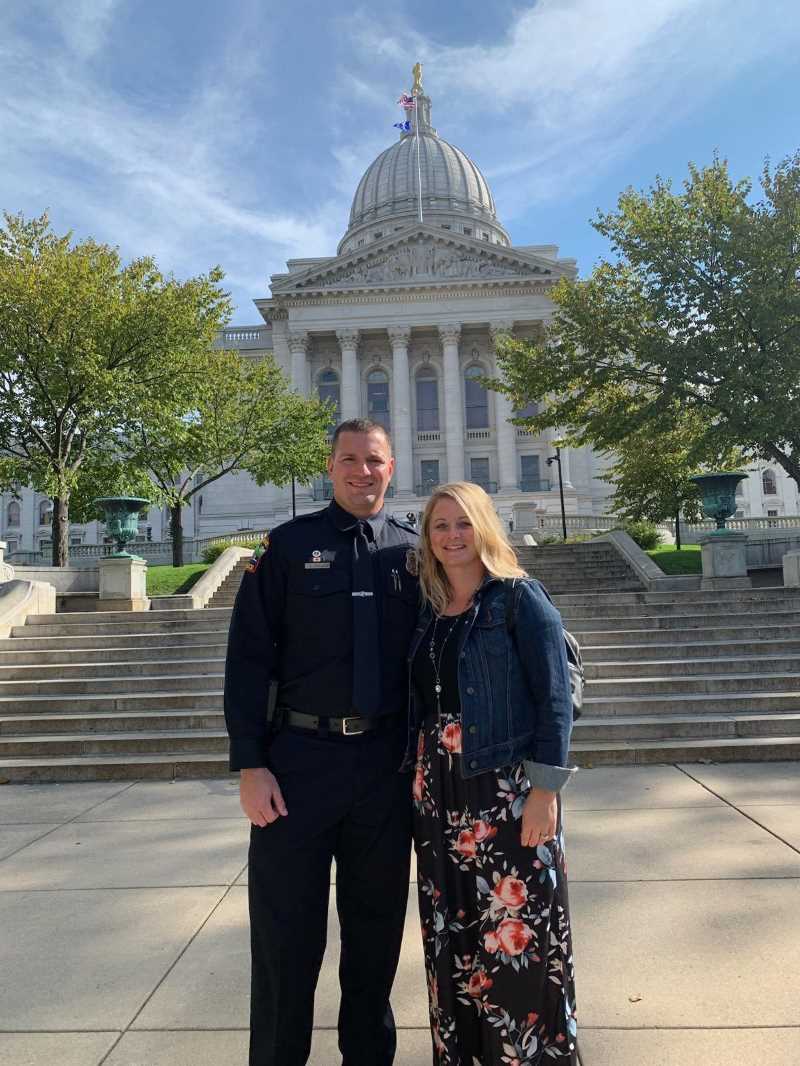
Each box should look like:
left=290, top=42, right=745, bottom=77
left=276, top=233, right=562, bottom=293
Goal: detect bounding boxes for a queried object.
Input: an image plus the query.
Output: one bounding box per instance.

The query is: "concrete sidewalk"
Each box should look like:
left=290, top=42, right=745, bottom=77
left=0, top=763, right=798, bottom=1066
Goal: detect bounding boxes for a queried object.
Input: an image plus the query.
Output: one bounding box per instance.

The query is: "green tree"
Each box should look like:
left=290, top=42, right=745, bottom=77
left=492, top=151, right=800, bottom=488
left=0, top=212, right=230, bottom=565
left=123, top=347, right=332, bottom=566
left=599, top=408, right=743, bottom=549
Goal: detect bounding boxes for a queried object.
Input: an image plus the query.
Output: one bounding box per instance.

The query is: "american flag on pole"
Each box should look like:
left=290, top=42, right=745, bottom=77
left=397, top=92, right=416, bottom=111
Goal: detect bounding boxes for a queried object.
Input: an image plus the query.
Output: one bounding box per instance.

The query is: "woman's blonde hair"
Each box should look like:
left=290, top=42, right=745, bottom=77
left=417, top=481, right=527, bottom=615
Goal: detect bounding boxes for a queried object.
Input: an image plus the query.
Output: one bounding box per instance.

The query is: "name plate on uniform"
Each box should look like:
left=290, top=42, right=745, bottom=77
left=305, top=550, right=331, bottom=570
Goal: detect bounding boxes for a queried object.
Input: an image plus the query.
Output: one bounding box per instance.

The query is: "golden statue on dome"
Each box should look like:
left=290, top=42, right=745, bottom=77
left=411, top=62, right=423, bottom=96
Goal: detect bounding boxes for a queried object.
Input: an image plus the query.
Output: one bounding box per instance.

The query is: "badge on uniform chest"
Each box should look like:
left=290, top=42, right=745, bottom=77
left=304, top=549, right=334, bottom=570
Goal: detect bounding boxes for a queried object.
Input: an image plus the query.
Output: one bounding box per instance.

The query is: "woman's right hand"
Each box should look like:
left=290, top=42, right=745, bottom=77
left=240, top=767, right=288, bottom=827
left=520, top=787, right=557, bottom=847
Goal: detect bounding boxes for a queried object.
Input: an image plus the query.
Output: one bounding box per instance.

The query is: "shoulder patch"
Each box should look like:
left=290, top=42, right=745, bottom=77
left=405, top=547, right=419, bottom=576
left=245, top=535, right=270, bottom=574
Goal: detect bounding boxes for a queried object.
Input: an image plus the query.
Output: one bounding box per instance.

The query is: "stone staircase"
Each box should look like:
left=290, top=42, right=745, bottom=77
left=0, top=554, right=798, bottom=781
left=563, top=586, right=800, bottom=765
left=515, top=541, right=643, bottom=593
left=0, top=607, right=231, bottom=782
left=205, top=556, right=250, bottom=609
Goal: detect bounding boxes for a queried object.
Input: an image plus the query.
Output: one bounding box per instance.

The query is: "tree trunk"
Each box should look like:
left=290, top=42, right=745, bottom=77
left=170, top=503, right=184, bottom=568
left=675, top=506, right=682, bottom=551
left=51, top=495, right=69, bottom=567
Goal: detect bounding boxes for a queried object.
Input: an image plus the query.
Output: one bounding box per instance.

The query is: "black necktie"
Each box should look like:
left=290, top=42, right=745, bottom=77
left=352, top=520, right=381, bottom=715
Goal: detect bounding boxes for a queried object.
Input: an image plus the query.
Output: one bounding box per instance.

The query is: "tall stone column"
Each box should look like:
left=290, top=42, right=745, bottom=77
left=287, top=330, right=310, bottom=396
left=439, top=324, right=464, bottom=483
left=388, top=326, right=413, bottom=496
left=489, top=321, right=518, bottom=492
left=287, top=330, right=312, bottom=503
left=558, top=436, right=574, bottom=489
left=337, top=329, right=360, bottom=421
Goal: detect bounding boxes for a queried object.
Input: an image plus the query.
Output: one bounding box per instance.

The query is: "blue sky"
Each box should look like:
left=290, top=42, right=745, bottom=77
left=2, top=0, right=799, bottom=324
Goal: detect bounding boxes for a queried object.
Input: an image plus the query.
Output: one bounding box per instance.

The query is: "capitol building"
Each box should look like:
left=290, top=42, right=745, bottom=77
left=203, top=81, right=613, bottom=534
left=3, top=78, right=798, bottom=556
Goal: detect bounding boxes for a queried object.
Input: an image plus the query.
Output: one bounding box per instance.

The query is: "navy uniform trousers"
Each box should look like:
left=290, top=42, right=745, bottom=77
left=248, top=720, right=412, bottom=1066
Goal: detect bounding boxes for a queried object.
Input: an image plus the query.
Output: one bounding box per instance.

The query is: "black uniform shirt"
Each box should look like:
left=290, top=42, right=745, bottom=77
left=224, top=499, right=420, bottom=771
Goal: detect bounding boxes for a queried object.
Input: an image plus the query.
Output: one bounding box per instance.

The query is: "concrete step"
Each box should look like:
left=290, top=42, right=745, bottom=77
left=584, top=655, right=800, bottom=680
left=560, top=600, right=800, bottom=621
left=554, top=589, right=800, bottom=608
left=586, top=671, right=800, bottom=698
left=574, top=711, right=800, bottom=741
left=566, top=609, right=800, bottom=633
left=0, top=658, right=226, bottom=682
left=0, top=752, right=232, bottom=783
left=583, top=690, right=800, bottom=717
left=0, top=708, right=225, bottom=735
left=577, top=623, right=800, bottom=647
left=0, top=671, right=224, bottom=698
left=0, top=691, right=223, bottom=716
left=0, top=629, right=230, bottom=653
left=0, top=642, right=228, bottom=667
left=569, top=734, right=800, bottom=767
left=10, top=615, right=231, bottom=639
left=580, top=637, right=800, bottom=662
left=0, top=729, right=229, bottom=758
left=22, top=607, right=231, bottom=627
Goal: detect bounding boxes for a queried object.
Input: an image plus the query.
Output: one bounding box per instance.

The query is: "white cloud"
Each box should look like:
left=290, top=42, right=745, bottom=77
left=0, top=9, right=346, bottom=322
left=340, top=0, right=800, bottom=218
left=51, top=0, right=121, bottom=58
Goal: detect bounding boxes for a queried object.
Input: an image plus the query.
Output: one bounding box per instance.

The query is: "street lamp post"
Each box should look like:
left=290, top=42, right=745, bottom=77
left=546, top=447, right=568, bottom=542
left=291, top=474, right=296, bottom=520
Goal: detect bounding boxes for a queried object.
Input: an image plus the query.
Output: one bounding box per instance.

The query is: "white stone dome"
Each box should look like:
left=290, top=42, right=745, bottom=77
left=338, top=93, right=509, bottom=254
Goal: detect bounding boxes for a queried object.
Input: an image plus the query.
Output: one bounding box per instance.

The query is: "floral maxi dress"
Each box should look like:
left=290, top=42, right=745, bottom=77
left=412, top=611, right=578, bottom=1065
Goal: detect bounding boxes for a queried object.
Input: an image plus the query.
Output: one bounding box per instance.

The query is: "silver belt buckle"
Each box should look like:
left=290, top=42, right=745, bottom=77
left=342, top=716, right=365, bottom=736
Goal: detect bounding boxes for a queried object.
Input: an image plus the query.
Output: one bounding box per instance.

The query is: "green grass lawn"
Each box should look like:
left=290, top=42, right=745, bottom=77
left=646, top=544, right=702, bottom=574
left=147, top=563, right=209, bottom=597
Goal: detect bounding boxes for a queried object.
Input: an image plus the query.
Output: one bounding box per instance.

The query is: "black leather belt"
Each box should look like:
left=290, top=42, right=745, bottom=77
left=283, top=709, right=399, bottom=736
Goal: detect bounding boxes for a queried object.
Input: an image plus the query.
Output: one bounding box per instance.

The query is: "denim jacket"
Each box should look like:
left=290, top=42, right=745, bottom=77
left=403, top=575, right=575, bottom=791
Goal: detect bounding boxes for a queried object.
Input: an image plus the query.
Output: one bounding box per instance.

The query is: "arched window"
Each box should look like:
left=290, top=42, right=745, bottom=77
left=367, top=369, right=390, bottom=430
left=464, top=365, right=489, bottom=429
left=317, top=368, right=340, bottom=429
left=6, top=501, right=20, bottom=527
left=416, top=368, right=439, bottom=431
left=762, top=469, right=777, bottom=495
left=38, top=500, right=52, bottom=525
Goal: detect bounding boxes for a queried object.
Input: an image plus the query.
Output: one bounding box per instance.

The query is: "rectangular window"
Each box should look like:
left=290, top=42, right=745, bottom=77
left=420, top=460, right=439, bottom=495
left=463, top=227, right=472, bottom=236
left=416, top=377, right=439, bottom=430
left=470, top=457, right=490, bottom=487
left=767, top=509, right=778, bottom=517
left=520, top=454, right=542, bottom=491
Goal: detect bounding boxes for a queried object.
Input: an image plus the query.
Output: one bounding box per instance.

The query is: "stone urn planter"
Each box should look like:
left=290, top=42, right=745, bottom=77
left=93, top=497, right=150, bottom=557
left=690, top=473, right=751, bottom=589
left=92, top=497, right=150, bottom=611
left=690, top=472, right=748, bottom=533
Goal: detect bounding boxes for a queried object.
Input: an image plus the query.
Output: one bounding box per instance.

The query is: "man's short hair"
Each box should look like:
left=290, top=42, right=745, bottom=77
left=330, top=419, right=393, bottom=455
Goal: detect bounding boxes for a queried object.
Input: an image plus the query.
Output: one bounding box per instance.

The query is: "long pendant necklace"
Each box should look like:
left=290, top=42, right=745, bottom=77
left=428, top=614, right=460, bottom=713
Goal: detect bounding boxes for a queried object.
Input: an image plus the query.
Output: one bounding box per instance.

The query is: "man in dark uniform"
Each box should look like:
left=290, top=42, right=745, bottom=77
left=225, top=418, right=419, bottom=1066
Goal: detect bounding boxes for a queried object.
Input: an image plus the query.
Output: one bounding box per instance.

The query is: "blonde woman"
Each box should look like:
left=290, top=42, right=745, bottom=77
left=405, top=482, right=577, bottom=1065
